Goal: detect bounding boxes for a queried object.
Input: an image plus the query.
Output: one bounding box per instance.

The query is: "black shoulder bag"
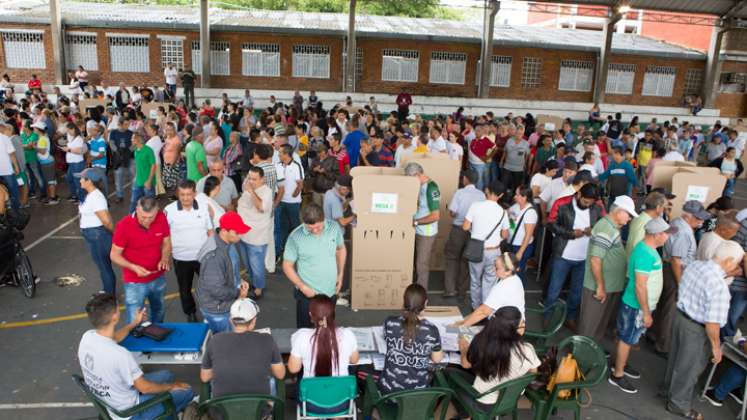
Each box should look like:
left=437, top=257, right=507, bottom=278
left=464, top=210, right=505, bottom=263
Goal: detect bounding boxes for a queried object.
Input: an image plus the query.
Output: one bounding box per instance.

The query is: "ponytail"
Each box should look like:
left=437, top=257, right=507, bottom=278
left=309, top=295, right=339, bottom=377
left=402, top=284, right=427, bottom=345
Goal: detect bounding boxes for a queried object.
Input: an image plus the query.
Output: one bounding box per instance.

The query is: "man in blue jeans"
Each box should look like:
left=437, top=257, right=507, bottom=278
left=705, top=336, right=747, bottom=407
left=129, top=132, right=156, bottom=214
left=545, top=183, right=604, bottom=331
left=0, top=121, right=21, bottom=210
left=274, top=144, right=303, bottom=257
left=78, top=293, right=193, bottom=419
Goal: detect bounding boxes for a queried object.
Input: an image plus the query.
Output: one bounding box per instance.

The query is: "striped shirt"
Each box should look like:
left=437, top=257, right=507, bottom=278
left=255, top=161, right=277, bottom=194
left=677, top=260, right=730, bottom=326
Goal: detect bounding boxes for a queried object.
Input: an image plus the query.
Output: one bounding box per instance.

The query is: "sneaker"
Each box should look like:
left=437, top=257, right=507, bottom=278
left=609, top=364, right=641, bottom=379
left=336, top=297, right=349, bottom=306
left=537, top=299, right=545, bottom=308
left=46, top=197, right=60, bottom=205
left=66, top=196, right=78, bottom=202
left=729, top=388, right=744, bottom=405
left=608, top=374, right=638, bottom=394
left=703, top=389, right=723, bottom=407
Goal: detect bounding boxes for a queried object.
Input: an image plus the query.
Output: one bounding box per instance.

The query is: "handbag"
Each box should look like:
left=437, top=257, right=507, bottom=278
left=463, top=210, right=505, bottom=263
left=547, top=353, right=592, bottom=407
left=502, top=206, right=535, bottom=253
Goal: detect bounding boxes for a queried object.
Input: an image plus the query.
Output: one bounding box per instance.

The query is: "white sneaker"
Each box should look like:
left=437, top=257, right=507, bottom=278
left=336, top=297, right=349, bottom=306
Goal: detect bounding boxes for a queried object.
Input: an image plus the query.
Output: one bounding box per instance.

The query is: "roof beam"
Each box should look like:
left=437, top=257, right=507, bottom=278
left=723, top=0, right=747, bottom=19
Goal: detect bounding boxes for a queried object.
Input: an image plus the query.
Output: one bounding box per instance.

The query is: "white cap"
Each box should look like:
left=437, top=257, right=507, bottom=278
left=31, top=121, right=46, bottom=131
left=612, top=195, right=638, bottom=218
left=230, top=298, right=259, bottom=323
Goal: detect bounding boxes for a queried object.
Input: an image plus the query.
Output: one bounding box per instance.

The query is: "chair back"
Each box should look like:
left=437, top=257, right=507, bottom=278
left=488, top=373, right=536, bottom=416
left=298, top=376, right=357, bottom=417
left=198, top=394, right=284, bottom=420
left=541, top=300, right=567, bottom=336
left=72, top=374, right=113, bottom=420
left=375, top=387, right=453, bottom=420
left=558, top=335, right=607, bottom=388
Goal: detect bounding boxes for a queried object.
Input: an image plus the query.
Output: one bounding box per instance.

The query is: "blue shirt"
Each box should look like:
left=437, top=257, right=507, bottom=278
left=109, top=129, right=133, bottom=151
left=88, top=136, right=107, bottom=168
left=598, top=159, right=637, bottom=196
left=343, top=130, right=365, bottom=167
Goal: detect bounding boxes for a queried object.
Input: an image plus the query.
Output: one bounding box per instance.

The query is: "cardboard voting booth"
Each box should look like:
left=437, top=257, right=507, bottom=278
left=650, top=162, right=726, bottom=219
left=350, top=168, right=420, bottom=310
left=79, top=98, right=105, bottom=112
left=537, top=114, right=565, bottom=132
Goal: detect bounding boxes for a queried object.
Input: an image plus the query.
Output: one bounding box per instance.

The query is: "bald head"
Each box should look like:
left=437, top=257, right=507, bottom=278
left=208, top=160, right=225, bottom=179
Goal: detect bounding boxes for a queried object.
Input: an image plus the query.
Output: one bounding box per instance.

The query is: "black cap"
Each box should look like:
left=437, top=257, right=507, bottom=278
left=337, top=175, right=352, bottom=188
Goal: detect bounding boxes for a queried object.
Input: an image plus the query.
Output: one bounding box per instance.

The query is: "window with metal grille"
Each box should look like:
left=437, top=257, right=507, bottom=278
left=192, top=41, right=231, bottom=76
left=241, top=43, right=280, bottom=77
left=521, top=57, right=542, bottom=88
left=159, top=38, right=184, bottom=70
left=108, top=35, right=149, bottom=73
left=342, top=42, right=363, bottom=85
left=642, top=65, right=676, bottom=97
left=558, top=60, right=594, bottom=92
left=477, top=56, right=513, bottom=87
left=684, top=68, right=704, bottom=95
left=429, top=51, right=467, bottom=85
left=605, top=63, right=635, bottom=95
left=381, top=49, right=419, bottom=83
left=292, top=44, right=330, bottom=79
left=2, top=31, right=45, bottom=69
left=64, top=33, right=98, bottom=71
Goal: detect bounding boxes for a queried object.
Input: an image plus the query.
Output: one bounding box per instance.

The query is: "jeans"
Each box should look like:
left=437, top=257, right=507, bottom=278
left=725, top=177, right=736, bottom=197
left=131, top=370, right=193, bottom=420
left=239, top=242, right=268, bottom=290
left=468, top=248, right=500, bottom=310
left=129, top=185, right=155, bottom=214
left=1, top=174, right=20, bottom=210
left=26, top=162, right=45, bottom=197
left=201, top=309, right=231, bottom=334
left=66, top=161, right=85, bottom=200
left=469, top=163, right=487, bottom=191
left=124, top=275, right=166, bottom=324
left=275, top=202, right=300, bottom=256
left=511, top=243, right=535, bottom=287
left=115, top=161, right=135, bottom=199
left=81, top=226, right=116, bottom=295
left=714, top=365, right=747, bottom=401
left=489, top=160, right=501, bottom=184
left=724, top=289, right=747, bottom=337
left=544, top=257, right=585, bottom=321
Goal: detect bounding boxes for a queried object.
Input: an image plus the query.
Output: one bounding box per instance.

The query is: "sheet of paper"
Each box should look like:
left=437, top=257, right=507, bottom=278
left=349, top=327, right=376, bottom=352
left=372, top=353, right=386, bottom=371
left=371, top=326, right=387, bottom=354
left=424, top=315, right=463, bottom=352
left=685, top=185, right=709, bottom=202
left=354, top=353, right=373, bottom=366
left=255, top=327, right=272, bottom=335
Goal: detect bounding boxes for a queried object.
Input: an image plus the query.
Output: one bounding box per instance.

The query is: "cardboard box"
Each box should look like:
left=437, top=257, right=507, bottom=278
left=78, top=98, right=105, bottom=111
left=141, top=102, right=168, bottom=119
left=670, top=170, right=726, bottom=219
left=350, top=171, right=420, bottom=310
left=536, top=114, right=565, bottom=132
left=650, top=161, right=695, bottom=190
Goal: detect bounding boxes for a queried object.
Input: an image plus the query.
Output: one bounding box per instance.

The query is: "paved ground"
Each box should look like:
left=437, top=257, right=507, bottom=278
left=2, top=179, right=747, bottom=420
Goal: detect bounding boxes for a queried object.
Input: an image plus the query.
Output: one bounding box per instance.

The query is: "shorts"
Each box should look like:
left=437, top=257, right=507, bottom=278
left=616, top=302, right=647, bottom=346
left=40, top=162, right=56, bottom=185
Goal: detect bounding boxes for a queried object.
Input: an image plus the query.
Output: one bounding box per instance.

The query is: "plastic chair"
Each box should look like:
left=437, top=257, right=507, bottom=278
left=297, top=376, right=357, bottom=419
left=437, top=369, right=536, bottom=420
left=363, top=375, right=453, bottom=420
left=72, top=374, right=176, bottom=420
left=525, top=299, right=566, bottom=354
left=524, top=335, right=607, bottom=420
left=198, top=381, right=285, bottom=420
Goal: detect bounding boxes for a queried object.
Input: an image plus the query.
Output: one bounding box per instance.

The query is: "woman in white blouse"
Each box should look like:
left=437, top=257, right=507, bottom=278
left=77, top=168, right=116, bottom=295
left=195, top=175, right=224, bottom=229
left=61, top=122, right=86, bottom=202
left=508, top=186, right=538, bottom=285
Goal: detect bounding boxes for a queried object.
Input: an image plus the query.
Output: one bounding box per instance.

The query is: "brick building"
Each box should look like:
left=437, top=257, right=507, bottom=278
left=0, top=0, right=745, bottom=117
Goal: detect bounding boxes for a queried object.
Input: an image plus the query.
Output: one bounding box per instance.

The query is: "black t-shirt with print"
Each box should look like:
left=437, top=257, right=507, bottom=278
left=378, top=315, right=441, bottom=394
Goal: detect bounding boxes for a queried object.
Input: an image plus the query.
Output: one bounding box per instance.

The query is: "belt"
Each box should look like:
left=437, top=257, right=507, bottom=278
left=485, top=246, right=501, bottom=250
left=678, top=309, right=704, bottom=327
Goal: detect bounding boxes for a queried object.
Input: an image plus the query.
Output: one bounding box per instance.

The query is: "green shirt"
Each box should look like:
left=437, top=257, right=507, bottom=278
left=625, top=212, right=652, bottom=257
left=21, top=132, right=38, bottom=163
left=415, top=180, right=441, bottom=236
left=185, top=141, right=207, bottom=182
left=622, top=241, right=663, bottom=310
left=583, top=216, right=627, bottom=293
left=283, top=221, right=344, bottom=296
left=134, top=145, right=156, bottom=187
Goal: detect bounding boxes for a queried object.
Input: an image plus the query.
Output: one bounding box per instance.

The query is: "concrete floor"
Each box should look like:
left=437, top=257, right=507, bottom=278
left=1, top=179, right=747, bottom=420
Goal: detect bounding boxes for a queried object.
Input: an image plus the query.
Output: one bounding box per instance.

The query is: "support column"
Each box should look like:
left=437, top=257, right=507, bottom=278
left=199, top=0, right=211, bottom=88
left=478, top=0, right=500, bottom=98
left=49, top=0, right=65, bottom=84
left=345, top=0, right=357, bottom=93
left=703, top=25, right=726, bottom=109
left=592, top=12, right=621, bottom=106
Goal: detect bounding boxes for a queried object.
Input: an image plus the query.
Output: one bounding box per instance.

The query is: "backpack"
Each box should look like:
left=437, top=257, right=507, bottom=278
left=547, top=353, right=591, bottom=406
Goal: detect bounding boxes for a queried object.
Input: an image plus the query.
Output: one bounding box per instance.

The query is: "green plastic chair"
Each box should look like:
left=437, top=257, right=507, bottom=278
left=198, top=380, right=285, bottom=420
left=363, top=375, right=453, bottom=420
left=72, top=374, right=176, bottom=420
left=297, top=376, right=357, bottom=419
left=436, top=369, right=536, bottom=420
left=525, top=299, right=566, bottom=354
left=524, top=335, right=607, bottom=420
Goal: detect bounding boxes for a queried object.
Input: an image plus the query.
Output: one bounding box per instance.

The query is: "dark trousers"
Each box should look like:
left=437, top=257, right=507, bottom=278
left=294, top=288, right=336, bottom=328
left=443, top=225, right=470, bottom=295
left=649, top=263, right=677, bottom=353
left=578, top=288, right=621, bottom=345
left=183, top=86, right=195, bottom=108
left=173, top=259, right=199, bottom=316
left=663, top=311, right=710, bottom=415
left=502, top=169, right=525, bottom=194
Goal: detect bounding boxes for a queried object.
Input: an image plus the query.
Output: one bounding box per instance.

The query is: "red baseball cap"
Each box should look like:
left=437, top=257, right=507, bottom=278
left=219, top=212, right=251, bottom=235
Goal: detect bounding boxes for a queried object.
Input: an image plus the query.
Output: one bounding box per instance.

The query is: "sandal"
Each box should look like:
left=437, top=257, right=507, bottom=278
left=670, top=409, right=703, bottom=420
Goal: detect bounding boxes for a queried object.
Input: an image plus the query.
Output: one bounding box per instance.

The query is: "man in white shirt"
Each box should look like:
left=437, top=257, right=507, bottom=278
left=274, top=144, right=304, bottom=257
left=427, top=127, right=447, bottom=154
left=539, top=158, right=578, bottom=220
left=163, top=63, right=178, bottom=99
left=237, top=167, right=274, bottom=298
left=444, top=170, right=486, bottom=298
left=77, top=294, right=193, bottom=420
left=394, top=132, right=416, bottom=167
left=0, top=122, right=20, bottom=210
left=196, top=161, right=239, bottom=211
left=728, top=129, right=746, bottom=159
left=241, top=89, right=254, bottom=109
left=144, top=123, right=163, bottom=166
left=165, top=180, right=212, bottom=322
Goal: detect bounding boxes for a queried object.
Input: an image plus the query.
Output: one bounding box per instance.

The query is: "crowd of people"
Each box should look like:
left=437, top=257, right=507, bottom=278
left=1, top=71, right=747, bottom=420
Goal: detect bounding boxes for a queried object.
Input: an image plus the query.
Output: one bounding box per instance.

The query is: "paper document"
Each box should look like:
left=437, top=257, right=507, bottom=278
left=424, top=315, right=463, bottom=352
left=350, top=327, right=376, bottom=352
left=372, top=326, right=387, bottom=354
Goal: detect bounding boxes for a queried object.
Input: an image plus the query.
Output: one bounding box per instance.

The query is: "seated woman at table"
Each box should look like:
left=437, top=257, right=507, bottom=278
left=378, top=284, right=444, bottom=394
left=453, top=306, right=540, bottom=410
left=455, top=252, right=525, bottom=328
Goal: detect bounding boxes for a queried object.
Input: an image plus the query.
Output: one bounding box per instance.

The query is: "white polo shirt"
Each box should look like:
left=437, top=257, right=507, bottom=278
left=276, top=160, right=304, bottom=204
left=164, top=199, right=212, bottom=261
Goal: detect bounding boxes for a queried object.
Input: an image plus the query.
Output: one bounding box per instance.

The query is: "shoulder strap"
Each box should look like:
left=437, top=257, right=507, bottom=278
left=484, top=208, right=506, bottom=241
left=509, top=206, right=535, bottom=245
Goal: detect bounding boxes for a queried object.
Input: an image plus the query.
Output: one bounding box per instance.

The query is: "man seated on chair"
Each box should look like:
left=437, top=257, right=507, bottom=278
left=200, top=298, right=286, bottom=398
left=77, top=293, right=194, bottom=420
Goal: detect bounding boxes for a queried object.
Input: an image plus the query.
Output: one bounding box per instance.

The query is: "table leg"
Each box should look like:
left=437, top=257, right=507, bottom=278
left=535, top=227, right=546, bottom=283
left=700, top=360, right=718, bottom=399
left=741, top=375, right=747, bottom=420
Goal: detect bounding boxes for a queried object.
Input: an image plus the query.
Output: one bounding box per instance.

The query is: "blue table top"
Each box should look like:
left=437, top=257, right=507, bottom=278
left=121, top=323, right=209, bottom=353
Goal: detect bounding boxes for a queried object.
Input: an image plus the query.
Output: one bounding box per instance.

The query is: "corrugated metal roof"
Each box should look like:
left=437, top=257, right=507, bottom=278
left=531, top=0, right=747, bottom=19
left=0, top=0, right=705, bottom=58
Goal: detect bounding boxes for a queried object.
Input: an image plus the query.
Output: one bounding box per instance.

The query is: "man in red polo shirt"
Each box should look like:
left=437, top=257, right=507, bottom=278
left=111, top=197, right=172, bottom=323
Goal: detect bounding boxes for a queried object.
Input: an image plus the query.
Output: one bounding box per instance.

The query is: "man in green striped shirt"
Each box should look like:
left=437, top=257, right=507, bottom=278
left=406, top=162, right=441, bottom=290
left=282, top=204, right=346, bottom=328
